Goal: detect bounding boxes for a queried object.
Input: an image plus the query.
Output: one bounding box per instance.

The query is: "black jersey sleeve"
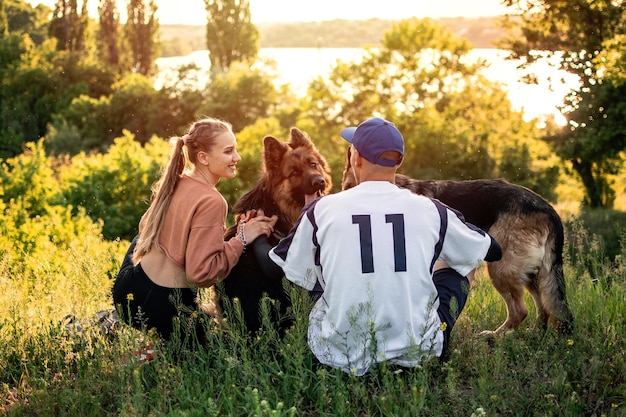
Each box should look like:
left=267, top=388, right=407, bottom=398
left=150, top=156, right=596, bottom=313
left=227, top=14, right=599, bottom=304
left=484, top=235, right=502, bottom=262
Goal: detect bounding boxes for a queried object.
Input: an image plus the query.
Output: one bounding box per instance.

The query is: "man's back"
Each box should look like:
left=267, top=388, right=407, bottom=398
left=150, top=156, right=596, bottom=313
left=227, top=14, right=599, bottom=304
left=308, top=181, right=447, bottom=375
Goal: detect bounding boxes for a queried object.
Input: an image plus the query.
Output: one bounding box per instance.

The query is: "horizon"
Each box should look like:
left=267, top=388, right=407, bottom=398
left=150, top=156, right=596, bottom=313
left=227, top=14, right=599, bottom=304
left=24, top=0, right=509, bottom=25
left=158, top=14, right=497, bottom=27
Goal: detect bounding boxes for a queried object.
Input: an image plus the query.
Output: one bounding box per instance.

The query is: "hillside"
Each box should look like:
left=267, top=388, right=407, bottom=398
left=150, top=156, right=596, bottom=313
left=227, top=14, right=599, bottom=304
left=160, top=16, right=506, bottom=57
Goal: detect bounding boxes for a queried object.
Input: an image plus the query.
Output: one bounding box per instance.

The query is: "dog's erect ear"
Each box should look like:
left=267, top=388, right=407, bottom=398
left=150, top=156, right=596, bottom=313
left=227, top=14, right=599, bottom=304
left=341, top=145, right=356, bottom=190
left=263, top=136, right=289, bottom=173
left=288, top=127, right=315, bottom=150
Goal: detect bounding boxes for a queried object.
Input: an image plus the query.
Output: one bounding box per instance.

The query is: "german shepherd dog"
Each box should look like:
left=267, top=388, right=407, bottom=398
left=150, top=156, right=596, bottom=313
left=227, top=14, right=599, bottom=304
left=342, top=147, right=574, bottom=335
left=219, top=128, right=332, bottom=334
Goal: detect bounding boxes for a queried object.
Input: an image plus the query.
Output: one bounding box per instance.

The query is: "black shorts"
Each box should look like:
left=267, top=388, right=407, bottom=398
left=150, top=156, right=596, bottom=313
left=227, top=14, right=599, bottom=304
left=433, top=268, right=470, bottom=354
left=112, top=237, right=205, bottom=342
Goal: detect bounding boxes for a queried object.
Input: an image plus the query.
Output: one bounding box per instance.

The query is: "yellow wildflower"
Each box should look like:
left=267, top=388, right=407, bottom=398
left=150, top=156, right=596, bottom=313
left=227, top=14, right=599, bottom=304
left=126, top=293, right=134, bottom=301
left=440, top=322, right=448, bottom=331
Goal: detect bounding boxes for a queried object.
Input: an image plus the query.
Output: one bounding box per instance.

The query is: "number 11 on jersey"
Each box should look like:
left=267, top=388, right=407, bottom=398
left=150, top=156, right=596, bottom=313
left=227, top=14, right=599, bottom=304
left=352, top=214, right=407, bottom=274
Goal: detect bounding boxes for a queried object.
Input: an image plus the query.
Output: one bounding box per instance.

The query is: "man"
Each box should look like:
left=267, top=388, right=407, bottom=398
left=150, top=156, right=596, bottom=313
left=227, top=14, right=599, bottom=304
left=269, top=117, right=502, bottom=375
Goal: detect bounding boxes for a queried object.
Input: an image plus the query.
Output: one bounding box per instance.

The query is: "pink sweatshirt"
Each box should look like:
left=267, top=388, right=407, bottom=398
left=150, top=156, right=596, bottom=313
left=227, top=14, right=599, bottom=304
left=155, top=175, right=243, bottom=287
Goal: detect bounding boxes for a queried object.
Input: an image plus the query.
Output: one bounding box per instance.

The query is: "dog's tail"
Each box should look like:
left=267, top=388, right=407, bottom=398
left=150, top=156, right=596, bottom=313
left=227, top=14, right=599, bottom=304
left=539, top=208, right=574, bottom=334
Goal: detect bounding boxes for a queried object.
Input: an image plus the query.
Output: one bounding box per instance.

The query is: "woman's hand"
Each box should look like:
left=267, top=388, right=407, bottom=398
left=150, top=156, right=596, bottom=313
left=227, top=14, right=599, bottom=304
left=237, top=209, right=278, bottom=244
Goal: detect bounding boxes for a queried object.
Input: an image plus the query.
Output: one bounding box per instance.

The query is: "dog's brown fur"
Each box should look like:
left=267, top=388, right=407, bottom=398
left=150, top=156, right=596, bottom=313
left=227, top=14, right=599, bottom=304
left=220, top=128, right=332, bottom=333
left=343, top=147, right=573, bottom=335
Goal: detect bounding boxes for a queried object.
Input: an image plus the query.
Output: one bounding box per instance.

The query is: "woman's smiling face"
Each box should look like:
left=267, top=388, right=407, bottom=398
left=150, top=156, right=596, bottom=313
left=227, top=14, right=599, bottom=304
left=202, top=130, right=241, bottom=183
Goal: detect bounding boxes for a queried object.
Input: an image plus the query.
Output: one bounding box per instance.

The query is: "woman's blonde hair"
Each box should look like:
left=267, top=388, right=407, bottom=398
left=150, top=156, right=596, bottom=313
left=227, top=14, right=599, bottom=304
left=132, top=117, right=233, bottom=264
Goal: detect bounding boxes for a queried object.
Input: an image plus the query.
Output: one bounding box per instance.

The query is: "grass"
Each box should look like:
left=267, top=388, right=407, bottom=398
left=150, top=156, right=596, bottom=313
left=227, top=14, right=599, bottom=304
left=1, top=222, right=625, bottom=416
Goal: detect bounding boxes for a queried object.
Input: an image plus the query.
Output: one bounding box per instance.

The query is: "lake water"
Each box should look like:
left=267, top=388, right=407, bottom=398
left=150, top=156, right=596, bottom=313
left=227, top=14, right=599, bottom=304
left=156, top=48, right=579, bottom=125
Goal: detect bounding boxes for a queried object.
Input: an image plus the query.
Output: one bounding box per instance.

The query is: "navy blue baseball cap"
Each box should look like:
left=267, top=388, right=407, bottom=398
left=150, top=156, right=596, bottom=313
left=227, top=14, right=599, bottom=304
left=340, top=117, right=404, bottom=167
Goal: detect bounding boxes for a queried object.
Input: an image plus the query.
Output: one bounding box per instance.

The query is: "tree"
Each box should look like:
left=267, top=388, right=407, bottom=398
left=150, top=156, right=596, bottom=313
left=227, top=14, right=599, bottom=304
left=125, top=0, right=159, bottom=76
left=500, top=0, right=626, bottom=208
left=47, top=71, right=200, bottom=154
left=200, top=59, right=278, bottom=133
left=48, top=0, right=89, bottom=52
left=0, top=0, right=8, bottom=36
left=203, top=0, right=258, bottom=71
left=550, top=81, right=626, bottom=207
left=97, top=0, right=122, bottom=71
left=299, top=18, right=557, bottom=196
left=4, top=0, right=52, bottom=45
left=596, top=34, right=626, bottom=87
left=0, top=29, right=117, bottom=158
left=105, top=73, right=193, bottom=143
left=59, top=132, right=169, bottom=240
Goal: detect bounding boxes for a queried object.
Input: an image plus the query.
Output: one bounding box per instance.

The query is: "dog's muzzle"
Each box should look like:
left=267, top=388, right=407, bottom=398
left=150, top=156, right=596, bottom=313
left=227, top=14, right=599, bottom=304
left=311, top=176, right=326, bottom=191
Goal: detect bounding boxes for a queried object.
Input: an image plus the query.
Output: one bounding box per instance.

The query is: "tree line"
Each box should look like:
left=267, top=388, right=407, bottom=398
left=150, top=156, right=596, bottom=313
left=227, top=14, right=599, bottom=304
left=1, top=0, right=625, bottom=227
left=159, top=16, right=508, bottom=57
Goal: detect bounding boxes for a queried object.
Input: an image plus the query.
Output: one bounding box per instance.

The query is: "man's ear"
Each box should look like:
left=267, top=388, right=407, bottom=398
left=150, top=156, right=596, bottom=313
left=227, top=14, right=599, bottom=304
left=352, top=147, right=363, bottom=168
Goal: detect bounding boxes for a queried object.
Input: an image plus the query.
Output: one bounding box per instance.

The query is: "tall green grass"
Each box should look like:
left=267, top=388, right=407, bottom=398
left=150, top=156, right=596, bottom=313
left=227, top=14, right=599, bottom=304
left=1, top=220, right=624, bottom=416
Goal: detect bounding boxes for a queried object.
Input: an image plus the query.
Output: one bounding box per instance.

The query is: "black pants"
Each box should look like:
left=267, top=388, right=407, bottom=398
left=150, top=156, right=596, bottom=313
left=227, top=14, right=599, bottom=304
left=433, top=267, right=470, bottom=356
left=112, top=236, right=206, bottom=343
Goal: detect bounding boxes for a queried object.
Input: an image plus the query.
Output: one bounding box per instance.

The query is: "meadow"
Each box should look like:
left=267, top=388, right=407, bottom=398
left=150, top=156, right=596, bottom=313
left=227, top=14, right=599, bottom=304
left=0, top=211, right=624, bottom=417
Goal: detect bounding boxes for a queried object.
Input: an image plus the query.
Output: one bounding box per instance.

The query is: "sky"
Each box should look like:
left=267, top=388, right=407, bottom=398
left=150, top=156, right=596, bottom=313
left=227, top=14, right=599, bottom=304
left=25, top=0, right=509, bottom=25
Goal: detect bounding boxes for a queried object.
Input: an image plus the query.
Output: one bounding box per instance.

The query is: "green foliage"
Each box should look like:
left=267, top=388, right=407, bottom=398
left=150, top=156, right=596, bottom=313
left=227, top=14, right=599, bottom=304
left=107, top=73, right=165, bottom=143
left=497, top=140, right=560, bottom=201
left=125, top=0, right=159, bottom=76
left=549, top=81, right=626, bottom=207
left=2, top=2, right=188, bottom=158
left=500, top=0, right=626, bottom=208
left=204, top=0, right=259, bottom=71
left=0, top=2, right=7, bottom=36
left=0, top=140, right=104, bottom=260
left=46, top=95, right=112, bottom=154
left=597, top=34, right=626, bottom=87
left=565, top=209, right=626, bottom=267
left=0, top=34, right=52, bottom=158
left=4, top=0, right=51, bottom=45
left=48, top=0, right=89, bottom=52
left=96, top=0, right=124, bottom=72
left=94, top=0, right=158, bottom=76
left=59, top=132, right=170, bottom=240
left=200, top=59, right=279, bottom=133
left=0, top=34, right=117, bottom=158
left=0, top=140, right=56, bottom=218
left=47, top=73, right=198, bottom=154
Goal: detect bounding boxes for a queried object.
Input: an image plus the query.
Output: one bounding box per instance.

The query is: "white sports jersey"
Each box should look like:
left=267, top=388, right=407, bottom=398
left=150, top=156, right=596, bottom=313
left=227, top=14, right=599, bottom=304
left=270, top=181, right=492, bottom=375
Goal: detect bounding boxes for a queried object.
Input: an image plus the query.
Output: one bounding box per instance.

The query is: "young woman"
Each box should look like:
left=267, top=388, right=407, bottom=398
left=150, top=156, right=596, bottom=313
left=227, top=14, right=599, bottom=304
left=113, top=117, right=277, bottom=342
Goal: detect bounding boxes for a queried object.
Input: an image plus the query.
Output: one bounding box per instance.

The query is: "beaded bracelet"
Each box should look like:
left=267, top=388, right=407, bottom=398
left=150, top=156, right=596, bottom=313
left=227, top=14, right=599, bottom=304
left=238, top=221, right=247, bottom=251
